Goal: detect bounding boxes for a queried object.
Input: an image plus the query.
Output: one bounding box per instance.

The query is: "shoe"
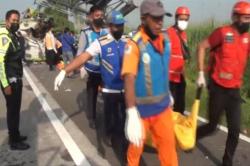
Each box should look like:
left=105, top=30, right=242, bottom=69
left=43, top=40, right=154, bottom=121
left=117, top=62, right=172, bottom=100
left=9, top=142, right=30, bottom=151
left=89, top=120, right=96, bottom=129
left=17, top=135, right=27, bottom=142
left=104, top=135, right=112, bottom=147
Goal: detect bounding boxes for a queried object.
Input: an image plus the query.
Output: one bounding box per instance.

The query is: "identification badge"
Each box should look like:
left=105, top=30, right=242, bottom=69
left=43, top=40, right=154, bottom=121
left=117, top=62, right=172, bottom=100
left=219, top=72, right=233, bottom=80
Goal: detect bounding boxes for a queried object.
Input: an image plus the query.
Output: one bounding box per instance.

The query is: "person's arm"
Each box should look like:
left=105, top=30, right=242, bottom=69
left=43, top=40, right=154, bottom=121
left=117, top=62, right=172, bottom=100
left=54, top=39, right=101, bottom=91
left=121, top=41, right=140, bottom=108
left=0, top=34, right=12, bottom=95
left=197, top=39, right=210, bottom=71
left=124, top=74, right=136, bottom=108
left=76, top=30, right=87, bottom=56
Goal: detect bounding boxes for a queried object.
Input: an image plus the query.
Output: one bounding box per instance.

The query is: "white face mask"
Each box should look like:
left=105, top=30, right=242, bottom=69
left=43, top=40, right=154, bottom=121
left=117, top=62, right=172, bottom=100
left=177, top=20, right=188, bottom=31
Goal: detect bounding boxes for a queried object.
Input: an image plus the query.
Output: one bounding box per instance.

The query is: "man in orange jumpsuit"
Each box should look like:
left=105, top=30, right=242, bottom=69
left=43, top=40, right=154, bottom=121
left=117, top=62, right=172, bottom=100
left=122, top=0, right=178, bottom=165
left=167, top=6, right=190, bottom=114
left=196, top=1, right=250, bottom=166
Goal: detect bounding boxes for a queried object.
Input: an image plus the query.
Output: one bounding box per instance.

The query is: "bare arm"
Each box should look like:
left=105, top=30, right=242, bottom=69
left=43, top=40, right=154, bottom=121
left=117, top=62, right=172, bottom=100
left=124, top=74, right=136, bottom=108
left=64, top=52, right=92, bottom=74
left=197, top=38, right=211, bottom=71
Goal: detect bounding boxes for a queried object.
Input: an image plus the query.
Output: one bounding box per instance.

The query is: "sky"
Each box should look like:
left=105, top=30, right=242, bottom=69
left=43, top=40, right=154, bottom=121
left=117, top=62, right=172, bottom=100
left=0, top=0, right=242, bottom=27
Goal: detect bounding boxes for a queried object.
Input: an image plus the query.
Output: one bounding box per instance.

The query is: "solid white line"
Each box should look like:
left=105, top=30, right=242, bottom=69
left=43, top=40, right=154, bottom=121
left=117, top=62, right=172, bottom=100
left=185, top=111, right=250, bottom=143
left=23, top=68, right=91, bottom=166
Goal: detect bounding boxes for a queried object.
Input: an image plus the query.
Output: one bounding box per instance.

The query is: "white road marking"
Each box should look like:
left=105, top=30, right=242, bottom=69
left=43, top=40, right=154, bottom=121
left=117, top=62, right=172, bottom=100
left=23, top=68, right=91, bottom=166
left=185, top=111, right=250, bottom=143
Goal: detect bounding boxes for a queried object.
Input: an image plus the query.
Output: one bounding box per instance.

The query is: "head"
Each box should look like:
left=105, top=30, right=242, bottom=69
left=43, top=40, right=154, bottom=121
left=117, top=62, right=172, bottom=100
left=107, top=11, right=125, bottom=40
left=5, top=9, right=20, bottom=33
left=231, top=1, right=250, bottom=34
left=89, top=5, right=105, bottom=28
left=64, top=27, right=70, bottom=34
left=175, top=6, right=190, bottom=31
left=45, top=17, right=55, bottom=32
left=140, top=0, right=170, bottom=38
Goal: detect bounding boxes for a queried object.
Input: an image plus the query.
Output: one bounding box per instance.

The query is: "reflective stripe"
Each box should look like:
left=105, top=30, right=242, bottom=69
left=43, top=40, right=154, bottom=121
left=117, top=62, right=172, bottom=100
left=136, top=93, right=168, bottom=104
left=138, top=41, right=153, bottom=96
left=171, top=54, right=183, bottom=58
left=169, top=70, right=182, bottom=74
left=102, top=88, right=124, bottom=93
left=8, top=77, right=22, bottom=83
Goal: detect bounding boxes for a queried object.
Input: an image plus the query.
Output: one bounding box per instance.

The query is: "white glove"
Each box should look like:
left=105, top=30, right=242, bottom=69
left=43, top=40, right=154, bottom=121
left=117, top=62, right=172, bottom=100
left=196, top=71, right=206, bottom=87
left=125, top=107, right=144, bottom=147
left=169, top=92, right=174, bottom=107
left=80, top=67, right=87, bottom=79
left=54, top=70, right=66, bottom=91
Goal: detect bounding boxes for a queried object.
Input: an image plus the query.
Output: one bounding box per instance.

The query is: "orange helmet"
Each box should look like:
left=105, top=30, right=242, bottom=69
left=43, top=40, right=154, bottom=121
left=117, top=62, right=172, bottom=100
left=232, top=1, right=250, bottom=15
left=176, top=6, right=190, bottom=16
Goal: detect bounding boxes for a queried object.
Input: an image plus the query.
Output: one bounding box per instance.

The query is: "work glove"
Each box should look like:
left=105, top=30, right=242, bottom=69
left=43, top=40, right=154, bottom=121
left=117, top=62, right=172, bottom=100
left=54, top=70, right=66, bottom=91
left=196, top=71, right=206, bottom=87
left=169, top=92, right=174, bottom=107
left=125, top=107, right=144, bottom=147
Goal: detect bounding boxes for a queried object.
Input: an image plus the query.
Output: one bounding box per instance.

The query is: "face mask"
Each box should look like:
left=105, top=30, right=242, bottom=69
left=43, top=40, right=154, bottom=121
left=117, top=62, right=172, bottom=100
left=93, top=18, right=104, bottom=27
left=235, top=22, right=249, bottom=34
left=177, top=20, right=188, bottom=31
left=112, top=30, right=123, bottom=40
left=10, top=23, right=19, bottom=32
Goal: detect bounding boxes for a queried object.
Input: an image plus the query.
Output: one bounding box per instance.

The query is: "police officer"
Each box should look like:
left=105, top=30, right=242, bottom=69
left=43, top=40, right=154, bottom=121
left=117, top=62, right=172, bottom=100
left=0, top=9, right=30, bottom=150
left=54, top=11, right=128, bottom=148
left=167, top=6, right=190, bottom=114
left=76, top=6, right=108, bottom=129
left=196, top=1, right=250, bottom=166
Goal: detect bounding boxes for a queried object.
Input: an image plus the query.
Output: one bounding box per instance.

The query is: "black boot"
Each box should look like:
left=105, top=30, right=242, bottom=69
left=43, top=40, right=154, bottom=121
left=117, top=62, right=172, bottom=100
left=9, top=142, right=30, bottom=151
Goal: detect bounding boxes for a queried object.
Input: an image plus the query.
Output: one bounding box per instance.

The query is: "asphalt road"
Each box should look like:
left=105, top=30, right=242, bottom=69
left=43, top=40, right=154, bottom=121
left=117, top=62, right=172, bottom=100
left=1, top=62, right=250, bottom=166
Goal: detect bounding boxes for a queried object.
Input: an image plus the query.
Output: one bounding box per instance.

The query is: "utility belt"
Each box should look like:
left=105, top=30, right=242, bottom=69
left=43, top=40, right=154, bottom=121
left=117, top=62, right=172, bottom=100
left=8, top=77, right=22, bottom=84
left=102, top=88, right=124, bottom=94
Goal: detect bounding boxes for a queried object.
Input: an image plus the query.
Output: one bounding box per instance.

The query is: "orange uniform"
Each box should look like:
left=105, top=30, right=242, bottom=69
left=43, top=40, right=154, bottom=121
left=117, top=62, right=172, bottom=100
left=122, top=28, right=178, bottom=166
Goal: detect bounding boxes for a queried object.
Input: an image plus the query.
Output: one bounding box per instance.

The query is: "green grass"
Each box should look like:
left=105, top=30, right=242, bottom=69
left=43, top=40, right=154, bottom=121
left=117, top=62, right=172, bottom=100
left=184, top=20, right=250, bottom=136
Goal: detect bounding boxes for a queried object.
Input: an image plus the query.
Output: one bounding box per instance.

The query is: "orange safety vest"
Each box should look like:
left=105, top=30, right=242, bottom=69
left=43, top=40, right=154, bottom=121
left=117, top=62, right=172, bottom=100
left=209, top=25, right=250, bottom=88
left=167, top=26, right=187, bottom=83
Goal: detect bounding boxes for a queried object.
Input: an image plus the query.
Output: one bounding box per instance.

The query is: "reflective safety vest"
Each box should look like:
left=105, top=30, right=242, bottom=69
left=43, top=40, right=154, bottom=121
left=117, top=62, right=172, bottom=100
left=99, top=34, right=127, bottom=90
left=133, top=32, right=171, bottom=117
left=209, top=26, right=250, bottom=88
left=167, top=26, right=187, bottom=83
left=82, top=27, right=108, bottom=73
left=0, top=27, right=23, bottom=88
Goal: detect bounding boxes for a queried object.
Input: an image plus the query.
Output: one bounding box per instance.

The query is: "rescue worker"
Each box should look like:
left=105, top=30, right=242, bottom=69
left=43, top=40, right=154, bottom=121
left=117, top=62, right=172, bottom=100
left=76, top=5, right=108, bottom=129
left=121, top=0, right=178, bottom=165
left=0, top=9, right=30, bottom=150
left=196, top=1, right=250, bottom=166
left=167, top=6, right=190, bottom=114
left=54, top=11, right=128, bottom=149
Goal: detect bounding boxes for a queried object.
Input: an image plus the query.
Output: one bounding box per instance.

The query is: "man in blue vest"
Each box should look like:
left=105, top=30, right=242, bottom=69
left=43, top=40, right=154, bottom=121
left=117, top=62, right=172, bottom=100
left=54, top=11, right=127, bottom=148
left=76, top=6, right=108, bottom=129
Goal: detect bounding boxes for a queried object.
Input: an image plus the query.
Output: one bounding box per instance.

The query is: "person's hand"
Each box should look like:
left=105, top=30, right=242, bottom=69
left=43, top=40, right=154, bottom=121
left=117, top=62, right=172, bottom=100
left=54, top=70, right=66, bottom=91
left=196, top=71, right=206, bottom=87
left=169, top=92, right=174, bottom=107
left=125, top=107, right=144, bottom=147
left=4, top=85, right=12, bottom=95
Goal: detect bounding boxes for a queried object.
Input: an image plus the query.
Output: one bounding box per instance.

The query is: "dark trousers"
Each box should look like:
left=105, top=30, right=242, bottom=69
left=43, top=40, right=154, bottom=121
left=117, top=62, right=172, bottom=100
left=169, top=75, right=186, bottom=114
left=102, top=92, right=126, bottom=137
left=1, top=79, right=23, bottom=143
left=45, top=49, right=56, bottom=70
left=86, top=71, right=102, bottom=121
left=197, top=80, right=241, bottom=166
